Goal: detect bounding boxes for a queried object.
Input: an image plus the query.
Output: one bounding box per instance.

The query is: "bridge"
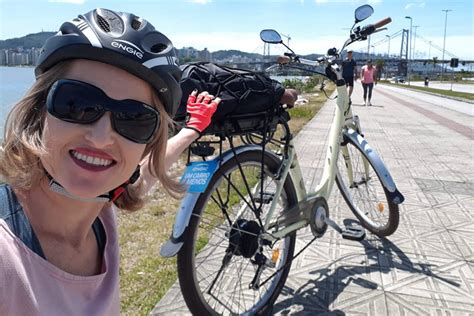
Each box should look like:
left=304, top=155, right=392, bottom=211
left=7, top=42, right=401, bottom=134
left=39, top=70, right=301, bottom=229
left=225, top=29, right=473, bottom=78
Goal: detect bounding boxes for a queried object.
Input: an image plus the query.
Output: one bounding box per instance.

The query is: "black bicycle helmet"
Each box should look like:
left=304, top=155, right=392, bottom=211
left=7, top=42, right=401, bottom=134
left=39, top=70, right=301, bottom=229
left=35, top=8, right=182, bottom=116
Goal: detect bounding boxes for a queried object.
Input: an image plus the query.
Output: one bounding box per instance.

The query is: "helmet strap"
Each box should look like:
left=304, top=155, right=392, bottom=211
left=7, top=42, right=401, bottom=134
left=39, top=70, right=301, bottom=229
left=46, top=166, right=141, bottom=203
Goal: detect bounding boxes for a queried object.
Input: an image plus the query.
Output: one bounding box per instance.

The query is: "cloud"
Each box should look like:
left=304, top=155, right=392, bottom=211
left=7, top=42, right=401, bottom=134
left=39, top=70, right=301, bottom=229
left=405, top=1, right=425, bottom=9
left=188, top=0, right=212, bottom=4
left=48, top=0, right=85, bottom=4
left=314, top=0, right=328, bottom=5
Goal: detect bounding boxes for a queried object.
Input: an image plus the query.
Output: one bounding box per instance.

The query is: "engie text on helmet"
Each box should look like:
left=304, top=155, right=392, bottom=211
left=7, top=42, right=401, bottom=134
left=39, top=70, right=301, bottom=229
left=111, top=41, right=143, bottom=59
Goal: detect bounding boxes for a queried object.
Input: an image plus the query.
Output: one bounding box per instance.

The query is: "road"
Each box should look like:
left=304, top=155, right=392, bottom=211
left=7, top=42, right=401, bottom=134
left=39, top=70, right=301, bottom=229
left=152, top=84, right=474, bottom=315
left=401, top=80, right=474, bottom=94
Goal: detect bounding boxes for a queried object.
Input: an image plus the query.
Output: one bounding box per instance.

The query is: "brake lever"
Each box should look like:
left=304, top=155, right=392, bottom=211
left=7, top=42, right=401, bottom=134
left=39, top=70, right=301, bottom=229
left=371, top=27, right=388, bottom=34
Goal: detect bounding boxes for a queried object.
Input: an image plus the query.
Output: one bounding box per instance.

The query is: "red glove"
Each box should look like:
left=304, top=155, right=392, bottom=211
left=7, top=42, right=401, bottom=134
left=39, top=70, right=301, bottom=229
left=185, top=90, right=221, bottom=133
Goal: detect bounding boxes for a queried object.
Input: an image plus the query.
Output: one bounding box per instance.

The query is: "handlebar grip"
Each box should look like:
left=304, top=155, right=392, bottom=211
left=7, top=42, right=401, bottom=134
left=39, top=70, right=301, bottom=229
left=277, top=55, right=291, bottom=64
left=374, top=17, right=392, bottom=29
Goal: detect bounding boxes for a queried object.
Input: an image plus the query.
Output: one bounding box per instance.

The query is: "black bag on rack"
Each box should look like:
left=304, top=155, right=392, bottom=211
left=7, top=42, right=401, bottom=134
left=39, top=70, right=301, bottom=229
left=175, top=62, right=285, bottom=135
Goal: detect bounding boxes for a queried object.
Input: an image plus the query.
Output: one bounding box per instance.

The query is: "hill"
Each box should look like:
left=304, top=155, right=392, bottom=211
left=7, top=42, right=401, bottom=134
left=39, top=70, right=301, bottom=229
left=211, top=50, right=262, bottom=60
left=0, top=32, right=56, bottom=49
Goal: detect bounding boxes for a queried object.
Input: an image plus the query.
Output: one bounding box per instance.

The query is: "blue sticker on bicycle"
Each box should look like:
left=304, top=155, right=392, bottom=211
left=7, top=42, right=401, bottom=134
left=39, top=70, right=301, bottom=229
left=181, top=160, right=219, bottom=193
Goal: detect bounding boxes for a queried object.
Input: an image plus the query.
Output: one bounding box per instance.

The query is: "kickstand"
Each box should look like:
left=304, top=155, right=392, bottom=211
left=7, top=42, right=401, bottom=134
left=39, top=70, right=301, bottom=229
left=325, top=217, right=366, bottom=241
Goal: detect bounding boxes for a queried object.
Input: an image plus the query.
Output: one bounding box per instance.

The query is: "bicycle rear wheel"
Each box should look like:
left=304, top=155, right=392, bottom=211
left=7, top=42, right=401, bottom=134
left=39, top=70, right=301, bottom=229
left=177, top=150, right=298, bottom=315
left=336, top=137, right=399, bottom=236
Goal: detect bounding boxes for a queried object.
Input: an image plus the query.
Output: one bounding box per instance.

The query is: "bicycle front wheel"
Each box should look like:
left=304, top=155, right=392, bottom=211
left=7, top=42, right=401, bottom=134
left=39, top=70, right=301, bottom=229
left=336, top=137, right=399, bottom=236
left=177, top=150, right=298, bottom=315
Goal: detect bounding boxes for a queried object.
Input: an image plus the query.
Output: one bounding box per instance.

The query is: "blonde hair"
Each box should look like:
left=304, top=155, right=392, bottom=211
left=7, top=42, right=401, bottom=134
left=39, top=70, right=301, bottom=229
left=0, top=60, right=182, bottom=211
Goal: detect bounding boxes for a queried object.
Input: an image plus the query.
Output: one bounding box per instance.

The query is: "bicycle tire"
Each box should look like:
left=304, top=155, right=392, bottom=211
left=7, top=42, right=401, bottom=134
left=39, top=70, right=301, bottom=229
left=336, top=137, right=399, bottom=236
left=177, top=149, right=298, bottom=315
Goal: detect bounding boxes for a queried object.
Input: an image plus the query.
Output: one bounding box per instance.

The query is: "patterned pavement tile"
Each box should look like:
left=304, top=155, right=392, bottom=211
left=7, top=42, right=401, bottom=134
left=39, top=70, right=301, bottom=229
left=447, top=223, right=474, bottom=261
left=385, top=292, right=474, bottom=316
left=151, top=84, right=473, bottom=316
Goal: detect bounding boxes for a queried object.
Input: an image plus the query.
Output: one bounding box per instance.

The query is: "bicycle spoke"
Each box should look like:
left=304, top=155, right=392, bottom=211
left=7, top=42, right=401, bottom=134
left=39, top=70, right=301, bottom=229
left=337, top=138, right=398, bottom=236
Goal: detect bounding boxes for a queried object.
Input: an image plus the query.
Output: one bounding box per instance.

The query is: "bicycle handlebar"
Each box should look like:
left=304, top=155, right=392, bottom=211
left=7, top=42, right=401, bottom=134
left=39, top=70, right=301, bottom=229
left=360, top=17, right=391, bottom=37
left=270, top=16, right=392, bottom=77
left=374, top=17, right=392, bottom=29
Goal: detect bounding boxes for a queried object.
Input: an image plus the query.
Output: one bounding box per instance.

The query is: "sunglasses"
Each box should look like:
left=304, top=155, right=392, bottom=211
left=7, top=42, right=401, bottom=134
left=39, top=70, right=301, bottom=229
left=46, top=79, right=160, bottom=144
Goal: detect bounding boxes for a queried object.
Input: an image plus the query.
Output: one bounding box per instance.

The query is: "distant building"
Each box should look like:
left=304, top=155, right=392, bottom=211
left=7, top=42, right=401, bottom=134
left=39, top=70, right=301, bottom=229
left=29, top=47, right=42, bottom=66
left=198, top=48, right=212, bottom=62
left=0, top=50, right=6, bottom=65
left=178, top=47, right=199, bottom=59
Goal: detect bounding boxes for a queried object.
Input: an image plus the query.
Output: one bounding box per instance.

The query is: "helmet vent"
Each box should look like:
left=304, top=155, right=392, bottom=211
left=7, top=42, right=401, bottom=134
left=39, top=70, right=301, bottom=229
left=97, top=14, right=111, bottom=32
left=131, top=19, right=142, bottom=30
left=150, top=43, right=167, bottom=53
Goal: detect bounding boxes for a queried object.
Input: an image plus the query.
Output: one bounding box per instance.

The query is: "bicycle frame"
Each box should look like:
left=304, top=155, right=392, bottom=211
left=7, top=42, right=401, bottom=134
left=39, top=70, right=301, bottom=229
left=258, top=84, right=351, bottom=242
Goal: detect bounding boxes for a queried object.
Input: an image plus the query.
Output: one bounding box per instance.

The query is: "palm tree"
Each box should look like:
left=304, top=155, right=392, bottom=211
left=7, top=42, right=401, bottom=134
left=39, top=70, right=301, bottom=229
left=431, top=57, right=438, bottom=76
left=375, top=59, right=385, bottom=80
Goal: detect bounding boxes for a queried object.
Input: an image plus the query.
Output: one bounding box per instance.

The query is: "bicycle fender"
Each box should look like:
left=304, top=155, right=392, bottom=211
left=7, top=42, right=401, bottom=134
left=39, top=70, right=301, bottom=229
left=160, top=145, right=269, bottom=257
left=343, top=129, right=405, bottom=204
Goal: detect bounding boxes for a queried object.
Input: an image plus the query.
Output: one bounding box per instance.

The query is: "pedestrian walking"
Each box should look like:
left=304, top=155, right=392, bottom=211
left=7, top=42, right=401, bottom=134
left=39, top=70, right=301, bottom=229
left=360, top=59, right=377, bottom=106
left=342, top=50, right=358, bottom=104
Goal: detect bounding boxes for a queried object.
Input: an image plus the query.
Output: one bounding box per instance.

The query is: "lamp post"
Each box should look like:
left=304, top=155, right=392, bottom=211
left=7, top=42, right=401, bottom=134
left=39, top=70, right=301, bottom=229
left=386, top=35, right=391, bottom=57
left=367, top=35, right=371, bottom=59
left=405, top=16, right=413, bottom=85
left=442, top=9, right=452, bottom=79
left=371, top=45, right=375, bottom=59
left=413, top=25, right=420, bottom=59
left=385, top=35, right=391, bottom=78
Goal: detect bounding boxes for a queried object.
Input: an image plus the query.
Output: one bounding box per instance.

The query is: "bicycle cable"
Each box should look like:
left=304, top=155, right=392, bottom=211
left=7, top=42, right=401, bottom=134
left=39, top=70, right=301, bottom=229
left=257, top=234, right=318, bottom=289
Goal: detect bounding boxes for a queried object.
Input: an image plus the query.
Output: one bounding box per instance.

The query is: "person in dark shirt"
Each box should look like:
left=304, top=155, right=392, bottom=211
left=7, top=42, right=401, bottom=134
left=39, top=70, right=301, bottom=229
left=342, top=50, right=357, bottom=104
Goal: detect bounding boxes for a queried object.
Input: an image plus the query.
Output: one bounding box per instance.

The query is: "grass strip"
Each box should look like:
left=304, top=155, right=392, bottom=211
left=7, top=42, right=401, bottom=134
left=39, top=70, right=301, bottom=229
left=381, top=82, right=474, bottom=101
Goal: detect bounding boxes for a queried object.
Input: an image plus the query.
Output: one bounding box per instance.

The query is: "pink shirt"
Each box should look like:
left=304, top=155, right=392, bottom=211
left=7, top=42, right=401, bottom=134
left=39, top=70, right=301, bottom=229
left=0, top=205, right=120, bottom=316
left=361, top=65, right=376, bottom=84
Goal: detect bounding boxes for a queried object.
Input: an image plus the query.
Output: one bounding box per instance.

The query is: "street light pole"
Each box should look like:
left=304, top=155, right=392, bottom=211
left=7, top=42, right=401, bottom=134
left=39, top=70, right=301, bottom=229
left=442, top=9, right=452, bottom=79
left=367, top=35, right=371, bottom=59
left=405, top=16, right=413, bottom=85
left=385, top=35, right=391, bottom=57
left=385, top=35, right=391, bottom=78
left=413, top=25, right=420, bottom=59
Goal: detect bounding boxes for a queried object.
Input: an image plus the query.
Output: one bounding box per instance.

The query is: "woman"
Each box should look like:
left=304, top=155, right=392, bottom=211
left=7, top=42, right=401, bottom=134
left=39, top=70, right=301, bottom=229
left=360, top=59, right=377, bottom=106
left=0, top=8, right=219, bottom=315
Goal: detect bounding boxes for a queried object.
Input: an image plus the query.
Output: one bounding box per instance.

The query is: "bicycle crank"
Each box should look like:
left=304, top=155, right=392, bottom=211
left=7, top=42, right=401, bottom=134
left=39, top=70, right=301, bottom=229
left=309, top=197, right=329, bottom=237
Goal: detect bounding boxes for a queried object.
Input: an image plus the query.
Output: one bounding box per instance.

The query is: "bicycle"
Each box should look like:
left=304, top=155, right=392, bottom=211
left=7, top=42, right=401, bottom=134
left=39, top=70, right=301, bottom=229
left=161, top=5, right=404, bottom=315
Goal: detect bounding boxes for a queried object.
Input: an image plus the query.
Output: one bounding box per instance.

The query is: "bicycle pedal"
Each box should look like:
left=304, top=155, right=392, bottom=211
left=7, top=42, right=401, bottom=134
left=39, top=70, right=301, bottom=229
left=254, top=193, right=274, bottom=204
left=341, top=225, right=365, bottom=241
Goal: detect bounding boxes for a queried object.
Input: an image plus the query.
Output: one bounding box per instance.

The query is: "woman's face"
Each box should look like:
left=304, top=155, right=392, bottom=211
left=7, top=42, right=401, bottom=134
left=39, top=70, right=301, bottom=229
left=41, top=59, right=155, bottom=199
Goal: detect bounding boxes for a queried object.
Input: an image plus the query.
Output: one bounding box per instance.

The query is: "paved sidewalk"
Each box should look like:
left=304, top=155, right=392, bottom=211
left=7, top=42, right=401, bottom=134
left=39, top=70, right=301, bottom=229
left=152, top=84, right=474, bottom=315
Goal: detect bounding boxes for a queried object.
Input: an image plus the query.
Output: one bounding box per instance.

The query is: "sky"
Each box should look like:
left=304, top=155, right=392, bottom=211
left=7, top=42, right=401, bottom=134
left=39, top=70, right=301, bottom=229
left=0, top=0, right=473, bottom=60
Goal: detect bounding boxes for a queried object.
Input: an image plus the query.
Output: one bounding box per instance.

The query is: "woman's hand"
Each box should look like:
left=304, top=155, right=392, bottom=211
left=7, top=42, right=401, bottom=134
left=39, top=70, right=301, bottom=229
left=185, top=90, right=221, bottom=133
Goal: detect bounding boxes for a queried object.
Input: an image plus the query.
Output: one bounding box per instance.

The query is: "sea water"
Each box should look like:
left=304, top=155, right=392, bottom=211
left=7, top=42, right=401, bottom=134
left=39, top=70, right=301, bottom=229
left=0, top=66, right=35, bottom=137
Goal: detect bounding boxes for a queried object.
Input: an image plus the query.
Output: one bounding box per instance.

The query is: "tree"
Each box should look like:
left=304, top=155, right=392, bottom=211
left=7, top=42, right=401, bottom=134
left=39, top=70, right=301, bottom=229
left=431, top=57, right=438, bottom=76
left=375, top=59, right=385, bottom=80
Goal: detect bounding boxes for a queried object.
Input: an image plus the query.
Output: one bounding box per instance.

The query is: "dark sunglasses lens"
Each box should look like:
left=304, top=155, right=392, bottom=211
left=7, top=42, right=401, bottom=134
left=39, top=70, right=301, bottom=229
left=50, top=82, right=102, bottom=122
left=113, top=104, right=158, bottom=143
left=48, top=80, right=159, bottom=144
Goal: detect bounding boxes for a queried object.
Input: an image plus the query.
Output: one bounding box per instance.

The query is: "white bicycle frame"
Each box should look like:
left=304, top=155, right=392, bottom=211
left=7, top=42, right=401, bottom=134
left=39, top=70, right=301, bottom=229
left=254, top=80, right=354, bottom=242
